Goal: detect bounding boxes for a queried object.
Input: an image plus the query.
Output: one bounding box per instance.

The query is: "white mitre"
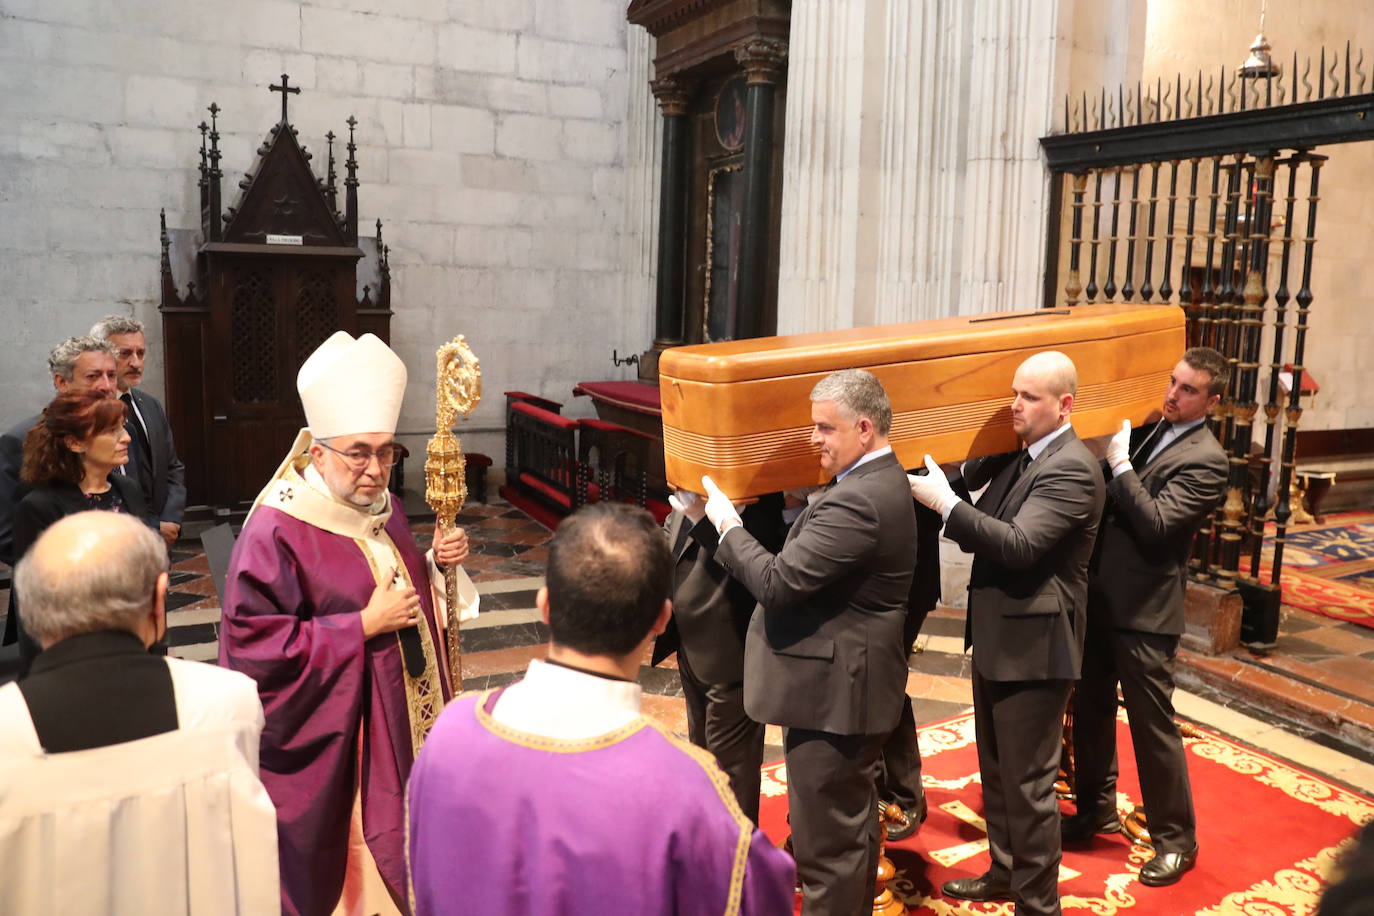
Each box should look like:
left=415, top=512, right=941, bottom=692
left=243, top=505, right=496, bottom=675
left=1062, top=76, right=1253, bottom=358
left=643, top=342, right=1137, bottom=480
left=298, top=331, right=407, bottom=438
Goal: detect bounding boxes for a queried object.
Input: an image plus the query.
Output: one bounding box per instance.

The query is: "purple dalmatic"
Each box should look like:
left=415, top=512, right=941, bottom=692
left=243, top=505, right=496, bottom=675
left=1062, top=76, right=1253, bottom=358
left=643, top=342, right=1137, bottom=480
left=407, top=690, right=797, bottom=916
left=221, top=501, right=450, bottom=916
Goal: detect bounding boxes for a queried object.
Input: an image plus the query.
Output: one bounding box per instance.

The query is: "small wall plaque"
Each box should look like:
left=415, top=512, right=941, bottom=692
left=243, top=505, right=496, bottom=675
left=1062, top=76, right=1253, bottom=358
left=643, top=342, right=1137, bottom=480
left=266, top=233, right=304, bottom=245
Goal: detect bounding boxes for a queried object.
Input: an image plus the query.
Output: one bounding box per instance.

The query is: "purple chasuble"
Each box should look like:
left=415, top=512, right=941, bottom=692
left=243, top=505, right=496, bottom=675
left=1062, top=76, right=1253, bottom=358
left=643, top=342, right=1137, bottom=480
left=221, top=500, right=450, bottom=916
left=407, top=691, right=796, bottom=916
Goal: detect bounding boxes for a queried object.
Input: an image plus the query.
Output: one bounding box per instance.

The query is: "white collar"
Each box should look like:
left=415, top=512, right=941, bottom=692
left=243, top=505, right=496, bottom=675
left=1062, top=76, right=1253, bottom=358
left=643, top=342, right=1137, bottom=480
left=1168, top=417, right=1206, bottom=436
left=1027, top=423, right=1072, bottom=461
left=835, top=445, right=893, bottom=482
left=491, top=659, right=643, bottom=740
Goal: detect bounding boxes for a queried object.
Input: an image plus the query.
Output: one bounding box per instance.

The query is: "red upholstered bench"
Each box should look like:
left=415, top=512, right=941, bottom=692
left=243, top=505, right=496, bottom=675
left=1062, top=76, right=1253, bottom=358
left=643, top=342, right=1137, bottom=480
left=505, top=400, right=596, bottom=516
left=504, top=390, right=564, bottom=414
left=571, top=380, right=662, bottom=416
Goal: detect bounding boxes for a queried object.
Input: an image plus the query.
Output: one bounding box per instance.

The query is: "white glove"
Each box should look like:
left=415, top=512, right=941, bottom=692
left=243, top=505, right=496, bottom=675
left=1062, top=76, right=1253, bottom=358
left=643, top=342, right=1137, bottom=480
left=1106, top=419, right=1132, bottom=474
left=668, top=489, right=706, bottom=523
left=701, top=475, right=742, bottom=535
left=908, top=455, right=959, bottom=516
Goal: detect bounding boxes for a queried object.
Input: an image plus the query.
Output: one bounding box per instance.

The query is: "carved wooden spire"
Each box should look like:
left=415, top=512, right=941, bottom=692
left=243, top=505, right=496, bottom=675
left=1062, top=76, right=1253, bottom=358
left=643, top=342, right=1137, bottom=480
left=198, top=120, right=209, bottom=233
left=207, top=103, right=223, bottom=242
left=325, top=130, right=338, bottom=214
left=344, top=115, right=359, bottom=244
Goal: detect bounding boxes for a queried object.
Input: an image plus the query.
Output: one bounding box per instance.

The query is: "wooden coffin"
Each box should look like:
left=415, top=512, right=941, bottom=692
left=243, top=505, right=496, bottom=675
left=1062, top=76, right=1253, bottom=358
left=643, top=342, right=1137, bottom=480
left=658, top=304, right=1185, bottom=499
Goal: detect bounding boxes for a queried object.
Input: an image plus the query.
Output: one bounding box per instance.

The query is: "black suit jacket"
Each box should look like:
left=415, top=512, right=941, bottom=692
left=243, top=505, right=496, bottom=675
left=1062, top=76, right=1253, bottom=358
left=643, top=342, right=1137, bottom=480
left=4, top=476, right=153, bottom=648
left=653, top=495, right=786, bottom=685
left=125, top=387, right=187, bottom=525
left=0, top=413, right=39, bottom=566
left=716, top=451, right=917, bottom=735
left=1091, top=422, right=1228, bottom=634
left=944, top=428, right=1105, bottom=682
left=906, top=500, right=943, bottom=645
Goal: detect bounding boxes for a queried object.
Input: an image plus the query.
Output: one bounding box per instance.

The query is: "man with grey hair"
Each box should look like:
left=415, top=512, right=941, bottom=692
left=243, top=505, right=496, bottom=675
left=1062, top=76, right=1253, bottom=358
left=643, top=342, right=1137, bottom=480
left=0, top=510, right=279, bottom=914
left=909, top=350, right=1105, bottom=916
left=0, top=336, right=118, bottom=569
left=90, top=314, right=186, bottom=547
left=701, top=367, right=917, bottom=915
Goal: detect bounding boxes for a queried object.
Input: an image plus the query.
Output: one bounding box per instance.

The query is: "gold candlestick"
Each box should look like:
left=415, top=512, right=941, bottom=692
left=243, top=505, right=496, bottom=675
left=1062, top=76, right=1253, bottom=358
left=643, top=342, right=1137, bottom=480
left=425, top=335, right=482, bottom=694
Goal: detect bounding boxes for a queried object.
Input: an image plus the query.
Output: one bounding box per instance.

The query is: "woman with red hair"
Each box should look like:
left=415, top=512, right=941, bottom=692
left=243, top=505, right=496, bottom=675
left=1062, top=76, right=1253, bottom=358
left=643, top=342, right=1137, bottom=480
left=4, top=391, right=152, bottom=672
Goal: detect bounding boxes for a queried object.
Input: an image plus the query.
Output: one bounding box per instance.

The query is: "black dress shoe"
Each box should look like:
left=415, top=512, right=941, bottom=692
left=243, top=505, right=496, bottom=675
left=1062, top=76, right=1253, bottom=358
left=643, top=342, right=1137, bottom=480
left=942, top=874, right=1017, bottom=902
left=884, top=794, right=928, bottom=842
left=1138, top=845, right=1198, bottom=887
left=1061, top=809, right=1123, bottom=843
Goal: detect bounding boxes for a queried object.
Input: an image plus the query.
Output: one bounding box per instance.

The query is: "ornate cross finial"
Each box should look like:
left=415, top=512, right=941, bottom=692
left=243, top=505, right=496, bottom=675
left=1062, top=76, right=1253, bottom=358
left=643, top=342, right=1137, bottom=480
left=206, top=103, right=222, bottom=177
left=160, top=209, right=171, bottom=274
left=325, top=130, right=338, bottom=209
left=344, top=115, right=359, bottom=188
left=269, top=73, right=301, bottom=124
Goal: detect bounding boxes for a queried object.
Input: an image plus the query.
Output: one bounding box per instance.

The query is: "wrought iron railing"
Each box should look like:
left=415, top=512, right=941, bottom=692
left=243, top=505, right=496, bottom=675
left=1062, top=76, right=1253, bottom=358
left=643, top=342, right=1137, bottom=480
left=1040, top=45, right=1374, bottom=645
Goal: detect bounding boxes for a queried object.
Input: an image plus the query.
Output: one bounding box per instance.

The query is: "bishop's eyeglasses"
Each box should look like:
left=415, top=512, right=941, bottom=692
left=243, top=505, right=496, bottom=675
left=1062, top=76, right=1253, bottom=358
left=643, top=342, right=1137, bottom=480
left=316, top=439, right=408, bottom=470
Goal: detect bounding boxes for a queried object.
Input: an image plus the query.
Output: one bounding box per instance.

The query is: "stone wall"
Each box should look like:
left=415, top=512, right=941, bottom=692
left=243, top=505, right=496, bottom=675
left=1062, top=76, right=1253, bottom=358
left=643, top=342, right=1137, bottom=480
left=0, top=0, right=645, bottom=463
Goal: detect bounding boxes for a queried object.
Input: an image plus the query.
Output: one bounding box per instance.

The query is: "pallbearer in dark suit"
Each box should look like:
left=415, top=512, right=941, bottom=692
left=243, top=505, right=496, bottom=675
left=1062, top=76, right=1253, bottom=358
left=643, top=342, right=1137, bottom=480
left=653, top=493, right=785, bottom=823
left=704, top=369, right=917, bottom=916
left=1063, top=346, right=1230, bottom=888
left=909, top=350, right=1105, bottom=916
left=876, top=499, right=943, bottom=840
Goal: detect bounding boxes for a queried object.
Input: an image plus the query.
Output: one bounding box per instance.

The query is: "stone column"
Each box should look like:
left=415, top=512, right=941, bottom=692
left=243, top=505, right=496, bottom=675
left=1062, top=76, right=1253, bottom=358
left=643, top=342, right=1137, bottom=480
left=775, top=0, right=869, bottom=334
left=622, top=25, right=661, bottom=368
left=649, top=76, right=692, bottom=352
left=733, top=37, right=788, bottom=340
left=777, top=0, right=1142, bottom=334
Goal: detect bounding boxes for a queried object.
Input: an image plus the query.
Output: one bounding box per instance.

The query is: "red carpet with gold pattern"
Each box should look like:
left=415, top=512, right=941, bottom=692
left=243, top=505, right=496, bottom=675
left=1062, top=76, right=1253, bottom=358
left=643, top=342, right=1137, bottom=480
left=1250, top=512, right=1374, bottom=631
left=757, top=712, right=1373, bottom=914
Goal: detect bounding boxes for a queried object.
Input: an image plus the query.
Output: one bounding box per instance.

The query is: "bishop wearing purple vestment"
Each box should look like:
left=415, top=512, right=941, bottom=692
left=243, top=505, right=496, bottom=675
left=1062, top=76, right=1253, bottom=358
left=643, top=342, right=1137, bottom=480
left=407, top=503, right=795, bottom=916
left=221, top=332, right=478, bottom=916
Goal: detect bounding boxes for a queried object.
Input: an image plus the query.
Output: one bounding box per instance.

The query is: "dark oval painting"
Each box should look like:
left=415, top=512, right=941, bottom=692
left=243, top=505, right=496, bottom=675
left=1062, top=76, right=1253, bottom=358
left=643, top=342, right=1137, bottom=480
left=714, top=76, right=747, bottom=152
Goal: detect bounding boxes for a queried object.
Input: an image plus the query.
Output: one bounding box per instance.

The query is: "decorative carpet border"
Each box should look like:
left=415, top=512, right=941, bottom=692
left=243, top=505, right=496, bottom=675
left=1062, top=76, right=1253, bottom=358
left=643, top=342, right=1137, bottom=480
left=759, top=711, right=1374, bottom=914
left=1251, top=512, right=1374, bottom=629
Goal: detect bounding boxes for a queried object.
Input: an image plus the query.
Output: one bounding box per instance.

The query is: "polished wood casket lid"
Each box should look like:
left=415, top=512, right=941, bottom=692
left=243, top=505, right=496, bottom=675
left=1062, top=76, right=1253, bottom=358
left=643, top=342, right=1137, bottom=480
left=659, top=304, right=1185, bottom=498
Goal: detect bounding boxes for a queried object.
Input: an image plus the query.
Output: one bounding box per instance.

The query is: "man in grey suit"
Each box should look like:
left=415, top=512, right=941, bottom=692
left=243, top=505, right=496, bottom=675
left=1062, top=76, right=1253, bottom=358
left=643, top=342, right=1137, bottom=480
left=702, top=368, right=916, bottom=916
left=652, top=493, right=785, bottom=822
left=91, top=316, right=186, bottom=547
left=1063, top=346, right=1229, bottom=888
left=910, top=350, right=1105, bottom=916
left=0, top=337, right=120, bottom=568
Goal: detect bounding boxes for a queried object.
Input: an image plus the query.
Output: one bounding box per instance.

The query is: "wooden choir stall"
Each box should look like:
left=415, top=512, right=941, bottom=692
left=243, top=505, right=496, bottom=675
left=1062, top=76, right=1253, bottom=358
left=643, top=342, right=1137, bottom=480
left=159, top=76, right=392, bottom=516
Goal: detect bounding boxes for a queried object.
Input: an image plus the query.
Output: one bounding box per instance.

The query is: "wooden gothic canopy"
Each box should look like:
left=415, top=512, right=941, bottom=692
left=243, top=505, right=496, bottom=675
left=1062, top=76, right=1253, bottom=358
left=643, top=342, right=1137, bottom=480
left=160, top=75, right=392, bottom=514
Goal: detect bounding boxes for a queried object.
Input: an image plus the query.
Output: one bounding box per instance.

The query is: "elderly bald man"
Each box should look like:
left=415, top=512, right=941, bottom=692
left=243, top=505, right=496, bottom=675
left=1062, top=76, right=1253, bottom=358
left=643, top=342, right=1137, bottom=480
left=0, top=510, right=279, bottom=915
left=909, top=351, right=1106, bottom=916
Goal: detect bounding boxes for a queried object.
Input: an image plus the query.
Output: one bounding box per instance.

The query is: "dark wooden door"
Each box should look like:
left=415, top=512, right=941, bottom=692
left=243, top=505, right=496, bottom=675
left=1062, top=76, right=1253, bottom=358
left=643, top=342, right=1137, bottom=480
left=206, top=255, right=357, bottom=507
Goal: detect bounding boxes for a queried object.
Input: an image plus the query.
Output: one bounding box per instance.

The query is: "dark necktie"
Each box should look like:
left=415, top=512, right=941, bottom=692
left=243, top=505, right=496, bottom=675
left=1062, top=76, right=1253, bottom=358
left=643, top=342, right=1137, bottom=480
left=994, top=450, right=1032, bottom=514
left=672, top=517, right=693, bottom=554
left=1135, top=421, right=1173, bottom=468
left=122, top=393, right=154, bottom=497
